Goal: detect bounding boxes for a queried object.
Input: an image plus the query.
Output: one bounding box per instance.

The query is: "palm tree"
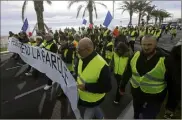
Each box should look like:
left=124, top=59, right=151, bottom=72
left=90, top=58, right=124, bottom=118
left=135, top=0, right=151, bottom=26
left=158, top=10, right=171, bottom=25
left=145, top=5, right=156, bottom=24
left=22, top=0, right=52, bottom=32
left=67, top=0, right=107, bottom=24
left=117, top=0, right=138, bottom=25
left=151, top=9, right=160, bottom=25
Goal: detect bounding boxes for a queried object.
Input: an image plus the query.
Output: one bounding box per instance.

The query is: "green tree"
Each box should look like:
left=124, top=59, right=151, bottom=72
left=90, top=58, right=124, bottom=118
left=151, top=9, right=160, bottom=25
left=117, top=0, right=138, bottom=25
left=22, top=0, right=52, bottom=32
left=135, top=0, right=151, bottom=25
left=68, top=0, right=107, bottom=24
left=145, top=5, right=156, bottom=24
left=158, top=10, right=171, bottom=24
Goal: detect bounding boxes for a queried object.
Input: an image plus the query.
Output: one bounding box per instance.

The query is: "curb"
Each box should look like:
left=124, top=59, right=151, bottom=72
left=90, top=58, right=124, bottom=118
left=0, top=51, right=10, bottom=54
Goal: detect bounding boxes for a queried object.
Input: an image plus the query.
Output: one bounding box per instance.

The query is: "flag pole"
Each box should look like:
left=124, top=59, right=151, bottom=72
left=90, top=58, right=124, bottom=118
left=113, top=0, right=115, bottom=19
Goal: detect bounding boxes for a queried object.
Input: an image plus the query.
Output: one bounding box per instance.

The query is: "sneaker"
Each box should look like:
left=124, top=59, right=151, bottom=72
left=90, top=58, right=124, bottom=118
left=25, top=72, right=32, bottom=76
left=44, top=85, right=52, bottom=90
left=113, top=101, right=119, bottom=104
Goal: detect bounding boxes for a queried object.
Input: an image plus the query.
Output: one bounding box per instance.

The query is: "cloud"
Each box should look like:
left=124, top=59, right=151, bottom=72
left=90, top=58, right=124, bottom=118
left=1, top=1, right=181, bottom=36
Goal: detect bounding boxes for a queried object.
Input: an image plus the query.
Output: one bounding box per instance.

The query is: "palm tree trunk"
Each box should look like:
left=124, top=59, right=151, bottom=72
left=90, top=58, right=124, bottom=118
left=146, top=15, right=149, bottom=24
left=88, top=0, right=93, bottom=24
left=129, top=11, right=133, bottom=25
left=155, top=17, right=157, bottom=25
left=34, top=1, right=45, bottom=33
left=138, top=12, right=141, bottom=26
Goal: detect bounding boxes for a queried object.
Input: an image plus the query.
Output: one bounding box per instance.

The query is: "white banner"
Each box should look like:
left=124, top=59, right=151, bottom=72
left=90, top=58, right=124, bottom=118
left=8, top=37, right=81, bottom=118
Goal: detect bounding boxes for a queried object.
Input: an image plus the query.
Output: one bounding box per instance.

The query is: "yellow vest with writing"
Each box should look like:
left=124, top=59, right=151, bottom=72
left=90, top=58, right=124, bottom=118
left=130, top=51, right=166, bottom=94
left=113, top=52, right=129, bottom=75
left=77, top=54, right=107, bottom=102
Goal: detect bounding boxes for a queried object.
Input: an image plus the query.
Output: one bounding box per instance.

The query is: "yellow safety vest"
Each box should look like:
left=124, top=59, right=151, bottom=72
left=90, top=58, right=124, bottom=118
left=64, top=49, right=75, bottom=72
left=103, top=30, right=109, bottom=37
left=130, top=31, right=136, bottom=41
left=105, top=42, right=114, bottom=60
left=171, top=29, right=177, bottom=34
left=40, top=40, right=54, bottom=50
left=28, top=42, right=36, bottom=46
left=77, top=54, right=107, bottom=102
left=149, top=30, right=155, bottom=35
left=154, top=30, right=161, bottom=38
left=130, top=51, right=167, bottom=94
left=113, top=52, right=129, bottom=75
left=139, top=30, right=145, bottom=37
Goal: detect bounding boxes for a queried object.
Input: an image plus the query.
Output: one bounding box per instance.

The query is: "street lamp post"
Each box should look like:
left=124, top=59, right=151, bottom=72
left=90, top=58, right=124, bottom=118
left=113, top=0, right=115, bottom=18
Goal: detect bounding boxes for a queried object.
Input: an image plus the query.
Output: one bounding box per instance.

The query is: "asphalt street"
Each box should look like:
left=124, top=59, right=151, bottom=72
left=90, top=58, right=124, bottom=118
left=0, top=31, right=181, bottom=119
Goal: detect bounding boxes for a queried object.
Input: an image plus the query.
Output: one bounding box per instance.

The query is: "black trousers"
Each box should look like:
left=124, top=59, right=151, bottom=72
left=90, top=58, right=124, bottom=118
left=32, top=69, right=40, bottom=79
left=114, top=74, right=122, bottom=102
left=129, top=41, right=135, bottom=52
left=131, top=86, right=167, bottom=119
left=47, top=77, right=53, bottom=85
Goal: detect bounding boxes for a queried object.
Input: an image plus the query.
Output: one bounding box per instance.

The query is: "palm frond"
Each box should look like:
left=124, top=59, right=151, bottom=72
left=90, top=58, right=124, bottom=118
left=46, top=0, right=52, bottom=5
left=82, top=6, right=88, bottom=18
left=76, top=5, right=84, bottom=18
left=68, top=0, right=80, bottom=9
left=94, top=2, right=107, bottom=9
left=22, top=0, right=28, bottom=22
left=122, top=9, right=126, bottom=14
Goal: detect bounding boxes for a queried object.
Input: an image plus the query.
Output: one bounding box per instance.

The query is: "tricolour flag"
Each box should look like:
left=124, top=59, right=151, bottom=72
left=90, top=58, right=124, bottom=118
left=82, top=19, right=87, bottom=25
left=103, top=11, right=113, bottom=28
left=21, top=18, right=29, bottom=32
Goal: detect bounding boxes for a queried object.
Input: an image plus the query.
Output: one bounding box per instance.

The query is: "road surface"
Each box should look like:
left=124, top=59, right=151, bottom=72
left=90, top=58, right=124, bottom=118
left=0, top=31, right=181, bottom=119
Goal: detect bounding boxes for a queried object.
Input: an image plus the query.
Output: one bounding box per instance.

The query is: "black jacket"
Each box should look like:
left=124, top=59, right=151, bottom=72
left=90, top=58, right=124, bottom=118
left=165, top=44, right=181, bottom=111
left=120, top=50, right=172, bottom=102
left=76, top=51, right=112, bottom=107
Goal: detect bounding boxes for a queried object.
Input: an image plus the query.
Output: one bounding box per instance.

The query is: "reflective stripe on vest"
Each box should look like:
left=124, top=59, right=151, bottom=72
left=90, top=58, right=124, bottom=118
left=77, top=54, right=107, bottom=102
left=113, top=52, right=128, bottom=75
left=129, top=51, right=166, bottom=94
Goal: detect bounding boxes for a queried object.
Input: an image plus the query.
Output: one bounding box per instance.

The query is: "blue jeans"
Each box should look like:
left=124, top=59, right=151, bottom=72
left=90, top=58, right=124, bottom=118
left=84, top=106, right=104, bottom=119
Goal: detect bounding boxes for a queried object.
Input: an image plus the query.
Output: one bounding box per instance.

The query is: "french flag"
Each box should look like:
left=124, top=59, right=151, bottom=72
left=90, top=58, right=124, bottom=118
left=21, top=18, right=29, bottom=32
left=82, top=19, right=87, bottom=25
left=103, top=11, right=115, bottom=31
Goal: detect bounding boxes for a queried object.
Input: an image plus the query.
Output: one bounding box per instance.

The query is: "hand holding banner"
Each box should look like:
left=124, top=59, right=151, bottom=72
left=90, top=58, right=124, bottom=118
left=8, top=37, right=81, bottom=118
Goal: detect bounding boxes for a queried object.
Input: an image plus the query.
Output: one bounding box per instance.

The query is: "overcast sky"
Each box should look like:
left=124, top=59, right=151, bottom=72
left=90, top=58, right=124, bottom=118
left=1, top=1, right=181, bottom=35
